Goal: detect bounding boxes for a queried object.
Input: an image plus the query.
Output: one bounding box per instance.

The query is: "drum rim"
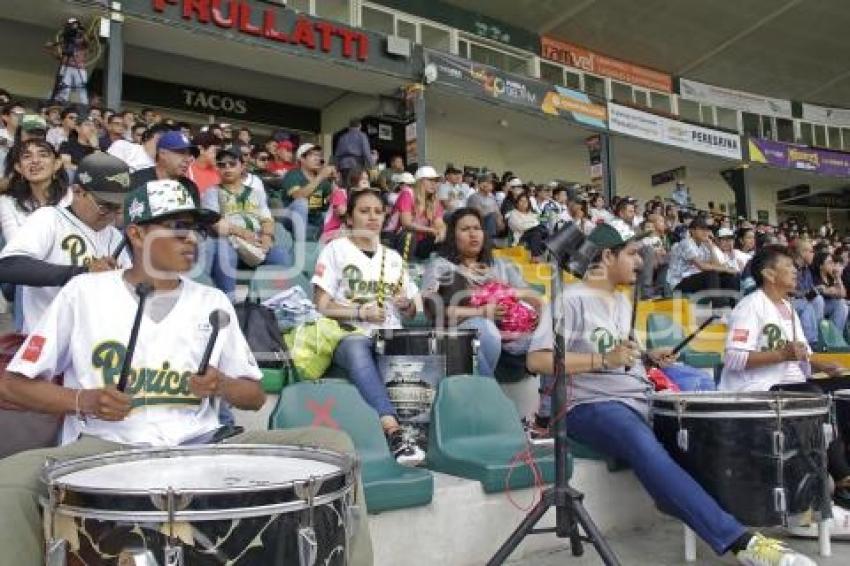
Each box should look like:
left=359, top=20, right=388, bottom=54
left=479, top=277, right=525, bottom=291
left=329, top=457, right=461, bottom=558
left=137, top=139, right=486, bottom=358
left=651, top=391, right=829, bottom=417
left=375, top=328, right=477, bottom=338
left=833, top=389, right=850, bottom=400
left=41, top=444, right=355, bottom=498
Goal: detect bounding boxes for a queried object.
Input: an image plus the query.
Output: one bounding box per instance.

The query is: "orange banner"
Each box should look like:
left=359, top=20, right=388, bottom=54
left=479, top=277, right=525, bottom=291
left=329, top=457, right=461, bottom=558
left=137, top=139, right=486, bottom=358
left=541, top=37, right=672, bottom=93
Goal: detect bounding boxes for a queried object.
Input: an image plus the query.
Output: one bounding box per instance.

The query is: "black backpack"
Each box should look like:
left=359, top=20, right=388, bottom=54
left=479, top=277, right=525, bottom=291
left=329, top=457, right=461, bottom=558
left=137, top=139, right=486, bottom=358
left=234, top=298, right=285, bottom=369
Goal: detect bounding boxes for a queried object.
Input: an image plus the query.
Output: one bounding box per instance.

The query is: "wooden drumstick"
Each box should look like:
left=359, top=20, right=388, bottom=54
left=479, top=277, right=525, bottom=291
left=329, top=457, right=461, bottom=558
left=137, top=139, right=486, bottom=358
left=626, top=282, right=640, bottom=371
left=117, top=283, right=154, bottom=392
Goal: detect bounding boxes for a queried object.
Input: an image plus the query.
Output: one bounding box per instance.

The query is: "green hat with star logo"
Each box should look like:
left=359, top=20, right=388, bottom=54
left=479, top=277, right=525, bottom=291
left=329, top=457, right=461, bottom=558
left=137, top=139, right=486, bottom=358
left=124, top=179, right=220, bottom=227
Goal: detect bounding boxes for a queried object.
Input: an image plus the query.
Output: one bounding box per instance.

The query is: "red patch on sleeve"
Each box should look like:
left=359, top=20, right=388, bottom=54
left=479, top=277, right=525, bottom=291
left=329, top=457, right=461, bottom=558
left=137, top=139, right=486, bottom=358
left=21, top=335, right=46, bottom=363
left=732, top=329, right=749, bottom=343
left=315, top=263, right=325, bottom=277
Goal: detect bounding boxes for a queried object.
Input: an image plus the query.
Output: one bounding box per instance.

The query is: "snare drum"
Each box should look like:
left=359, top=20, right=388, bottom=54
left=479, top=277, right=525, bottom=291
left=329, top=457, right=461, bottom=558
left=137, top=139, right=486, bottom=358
left=375, top=329, right=478, bottom=445
left=42, top=444, right=356, bottom=566
left=652, top=392, right=830, bottom=527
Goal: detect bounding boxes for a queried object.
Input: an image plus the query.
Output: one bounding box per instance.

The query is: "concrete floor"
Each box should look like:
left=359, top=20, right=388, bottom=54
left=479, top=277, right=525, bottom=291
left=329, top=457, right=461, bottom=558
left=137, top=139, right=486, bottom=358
left=507, top=517, right=850, bottom=565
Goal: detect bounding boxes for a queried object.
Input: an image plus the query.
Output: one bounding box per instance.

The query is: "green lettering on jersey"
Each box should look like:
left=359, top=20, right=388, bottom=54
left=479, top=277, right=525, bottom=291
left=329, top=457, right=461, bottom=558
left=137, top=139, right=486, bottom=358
left=90, top=341, right=199, bottom=409
left=342, top=264, right=381, bottom=302
left=61, top=235, right=91, bottom=267
left=760, top=323, right=786, bottom=352
left=590, top=327, right=616, bottom=354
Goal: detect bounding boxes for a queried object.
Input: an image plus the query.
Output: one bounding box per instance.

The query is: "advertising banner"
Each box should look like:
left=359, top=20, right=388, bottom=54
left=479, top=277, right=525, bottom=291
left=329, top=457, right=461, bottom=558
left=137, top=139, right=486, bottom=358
left=425, top=50, right=607, bottom=129
left=608, top=103, right=742, bottom=160
left=748, top=138, right=850, bottom=178
left=541, top=37, right=672, bottom=92
left=679, top=79, right=792, bottom=117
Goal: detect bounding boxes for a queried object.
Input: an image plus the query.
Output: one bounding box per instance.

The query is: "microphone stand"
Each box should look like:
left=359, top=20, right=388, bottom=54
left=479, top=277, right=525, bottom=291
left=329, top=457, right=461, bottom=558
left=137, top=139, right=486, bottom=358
left=487, top=249, right=620, bottom=565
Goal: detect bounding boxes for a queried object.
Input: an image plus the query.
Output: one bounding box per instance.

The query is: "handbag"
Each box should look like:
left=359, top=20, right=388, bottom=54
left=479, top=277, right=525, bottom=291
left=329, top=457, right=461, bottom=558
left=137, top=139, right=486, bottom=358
left=229, top=235, right=267, bottom=267
left=283, top=317, right=363, bottom=381
left=234, top=298, right=285, bottom=369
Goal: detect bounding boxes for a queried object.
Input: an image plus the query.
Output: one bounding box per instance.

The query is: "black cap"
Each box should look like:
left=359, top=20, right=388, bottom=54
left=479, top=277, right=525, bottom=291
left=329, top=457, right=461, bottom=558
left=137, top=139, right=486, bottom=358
left=477, top=171, right=496, bottom=183
left=689, top=215, right=712, bottom=230
left=216, top=147, right=243, bottom=162
left=445, top=164, right=462, bottom=175
left=75, top=153, right=131, bottom=205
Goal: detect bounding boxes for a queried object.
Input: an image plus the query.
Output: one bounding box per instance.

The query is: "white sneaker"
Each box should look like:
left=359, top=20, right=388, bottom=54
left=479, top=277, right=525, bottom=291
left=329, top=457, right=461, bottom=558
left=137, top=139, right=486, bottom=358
left=787, top=504, right=850, bottom=539
left=388, top=429, right=425, bottom=467
left=735, top=533, right=816, bottom=566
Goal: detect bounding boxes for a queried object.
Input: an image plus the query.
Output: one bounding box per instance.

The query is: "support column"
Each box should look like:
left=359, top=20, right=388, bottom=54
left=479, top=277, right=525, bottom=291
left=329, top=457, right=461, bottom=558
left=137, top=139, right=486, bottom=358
left=600, top=132, right=616, bottom=202
left=105, top=3, right=124, bottom=110
left=720, top=165, right=751, bottom=220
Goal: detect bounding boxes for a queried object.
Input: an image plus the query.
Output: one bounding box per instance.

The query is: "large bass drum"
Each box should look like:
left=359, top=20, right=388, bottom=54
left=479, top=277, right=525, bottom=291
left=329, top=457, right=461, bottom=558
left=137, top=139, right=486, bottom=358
left=652, top=392, right=830, bottom=527
left=41, top=444, right=356, bottom=565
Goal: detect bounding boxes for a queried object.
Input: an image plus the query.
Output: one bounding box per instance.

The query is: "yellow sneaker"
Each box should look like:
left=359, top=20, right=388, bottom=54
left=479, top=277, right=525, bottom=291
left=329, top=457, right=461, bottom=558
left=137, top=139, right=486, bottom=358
left=735, top=533, right=817, bottom=566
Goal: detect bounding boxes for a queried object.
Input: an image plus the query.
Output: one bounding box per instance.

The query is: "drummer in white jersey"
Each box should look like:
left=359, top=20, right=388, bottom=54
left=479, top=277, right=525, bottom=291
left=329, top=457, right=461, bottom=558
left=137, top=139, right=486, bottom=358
left=0, top=153, right=130, bottom=333
left=312, top=188, right=424, bottom=465
left=0, top=178, right=372, bottom=566
left=720, top=244, right=850, bottom=531
left=527, top=221, right=816, bottom=566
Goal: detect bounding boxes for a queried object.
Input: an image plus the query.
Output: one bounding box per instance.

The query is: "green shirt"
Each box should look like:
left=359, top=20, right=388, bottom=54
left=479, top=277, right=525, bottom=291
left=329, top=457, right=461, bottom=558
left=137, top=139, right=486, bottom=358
left=280, top=168, right=332, bottom=222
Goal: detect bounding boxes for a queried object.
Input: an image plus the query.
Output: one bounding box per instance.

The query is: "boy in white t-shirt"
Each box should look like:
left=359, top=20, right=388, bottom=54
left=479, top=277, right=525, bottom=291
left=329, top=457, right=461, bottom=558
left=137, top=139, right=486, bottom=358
left=0, top=153, right=131, bottom=333
left=0, top=178, right=372, bottom=565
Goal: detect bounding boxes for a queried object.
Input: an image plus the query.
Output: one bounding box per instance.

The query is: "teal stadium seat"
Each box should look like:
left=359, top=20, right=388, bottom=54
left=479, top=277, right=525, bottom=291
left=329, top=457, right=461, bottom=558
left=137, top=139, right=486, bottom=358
left=426, top=375, right=561, bottom=492
left=269, top=380, right=434, bottom=513
left=818, top=319, right=850, bottom=352
left=645, top=313, right=721, bottom=369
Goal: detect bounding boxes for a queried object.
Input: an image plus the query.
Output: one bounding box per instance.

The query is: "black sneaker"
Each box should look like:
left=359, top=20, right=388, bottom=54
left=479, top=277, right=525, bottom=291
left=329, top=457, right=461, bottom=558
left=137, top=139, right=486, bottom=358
left=521, top=416, right=553, bottom=446
left=387, top=429, right=425, bottom=467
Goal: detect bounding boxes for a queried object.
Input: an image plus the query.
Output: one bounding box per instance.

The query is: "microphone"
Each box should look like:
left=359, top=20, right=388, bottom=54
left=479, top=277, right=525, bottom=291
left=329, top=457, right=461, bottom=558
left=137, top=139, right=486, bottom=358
left=197, top=309, right=231, bottom=375
left=117, top=283, right=154, bottom=392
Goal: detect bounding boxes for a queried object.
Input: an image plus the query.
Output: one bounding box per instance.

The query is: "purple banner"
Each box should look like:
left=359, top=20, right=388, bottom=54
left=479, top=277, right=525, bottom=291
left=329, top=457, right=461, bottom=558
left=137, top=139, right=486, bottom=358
left=748, top=138, right=850, bottom=178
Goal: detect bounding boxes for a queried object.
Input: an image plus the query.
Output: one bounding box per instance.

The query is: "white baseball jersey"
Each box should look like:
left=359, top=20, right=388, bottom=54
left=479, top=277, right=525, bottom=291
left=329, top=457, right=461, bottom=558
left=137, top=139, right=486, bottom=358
left=0, top=205, right=128, bottom=333
left=312, top=237, right=418, bottom=333
left=719, top=289, right=809, bottom=392
left=7, top=270, right=261, bottom=447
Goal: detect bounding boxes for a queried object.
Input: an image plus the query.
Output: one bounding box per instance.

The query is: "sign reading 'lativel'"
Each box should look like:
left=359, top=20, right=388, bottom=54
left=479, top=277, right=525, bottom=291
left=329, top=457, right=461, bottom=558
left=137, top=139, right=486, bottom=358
left=152, top=0, right=369, bottom=61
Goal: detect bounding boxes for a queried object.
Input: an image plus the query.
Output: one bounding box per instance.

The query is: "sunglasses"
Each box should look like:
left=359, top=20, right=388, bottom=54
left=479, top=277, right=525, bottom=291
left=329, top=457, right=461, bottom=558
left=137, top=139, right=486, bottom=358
left=151, top=219, right=210, bottom=240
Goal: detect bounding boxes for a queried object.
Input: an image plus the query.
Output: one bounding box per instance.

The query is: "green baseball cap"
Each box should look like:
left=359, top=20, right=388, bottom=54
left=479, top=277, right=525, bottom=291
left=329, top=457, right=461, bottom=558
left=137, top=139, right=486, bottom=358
left=587, top=219, right=641, bottom=249
left=124, top=179, right=220, bottom=227
left=20, top=114, right=47, bottom=133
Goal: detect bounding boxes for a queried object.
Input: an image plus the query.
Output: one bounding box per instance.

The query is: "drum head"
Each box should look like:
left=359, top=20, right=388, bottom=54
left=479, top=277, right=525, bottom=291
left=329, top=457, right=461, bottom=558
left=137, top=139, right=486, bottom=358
left=652, top=391, right=828, bottom=418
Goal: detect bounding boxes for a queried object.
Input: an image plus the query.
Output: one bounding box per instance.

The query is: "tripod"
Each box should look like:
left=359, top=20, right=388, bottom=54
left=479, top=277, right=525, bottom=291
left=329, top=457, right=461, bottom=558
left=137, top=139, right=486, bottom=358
left=488, top=227, right=621, bottom=565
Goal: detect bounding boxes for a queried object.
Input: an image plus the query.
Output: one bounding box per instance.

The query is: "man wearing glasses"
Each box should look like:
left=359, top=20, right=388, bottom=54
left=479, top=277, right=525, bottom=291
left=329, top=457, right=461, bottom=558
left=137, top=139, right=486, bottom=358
left=0, top=153, right=130, bottom=333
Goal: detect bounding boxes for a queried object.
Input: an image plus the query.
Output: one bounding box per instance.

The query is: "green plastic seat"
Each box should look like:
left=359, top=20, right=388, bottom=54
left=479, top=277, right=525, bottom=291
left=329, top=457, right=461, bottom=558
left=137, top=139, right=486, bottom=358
left=260, top=367, right=286, bottom=393
left=296, top=241, right=323, bottom=279
left=427, top=375, right=562, bottom=492
left=646, top=313, right=721, bottom=369
left=818, top=319, right=850, bottom=352
left=269, top=380, right=433, bottom=513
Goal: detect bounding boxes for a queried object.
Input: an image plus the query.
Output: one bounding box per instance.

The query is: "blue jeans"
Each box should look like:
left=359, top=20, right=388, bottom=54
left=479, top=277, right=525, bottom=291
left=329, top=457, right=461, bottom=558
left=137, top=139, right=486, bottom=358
left=792, top=295, right=824, bottom=344
left=824, top=297, right=849, bottom=336
left=207, top=238, right=290, bottom=300
left=285, top=199, right=308, bottom=244
left=333, top=335, right=396, bottom=418
left=566, top=401, right=746, bottom=555
left=458, top=316, right=501, bottom=377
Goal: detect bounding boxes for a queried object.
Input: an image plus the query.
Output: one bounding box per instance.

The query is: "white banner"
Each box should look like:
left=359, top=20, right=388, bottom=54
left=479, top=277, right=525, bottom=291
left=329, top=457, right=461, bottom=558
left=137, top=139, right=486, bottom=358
left=608, top=103, right=743, bottom=160
left=802, top=103, right=850, bottom=128
left=679, top=78, right=792, bottom=117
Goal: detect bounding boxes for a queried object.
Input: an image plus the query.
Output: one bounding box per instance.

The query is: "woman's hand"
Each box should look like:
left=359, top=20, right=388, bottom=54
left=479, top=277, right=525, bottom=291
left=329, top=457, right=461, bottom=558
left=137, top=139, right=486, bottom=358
left=359, top=302, right=386, bottom=323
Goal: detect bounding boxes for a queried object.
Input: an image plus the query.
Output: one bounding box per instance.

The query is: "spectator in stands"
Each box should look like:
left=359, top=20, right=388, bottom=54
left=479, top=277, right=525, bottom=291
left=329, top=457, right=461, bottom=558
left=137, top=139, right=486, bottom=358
left=792, top=240, right=825, bottom=345
left=500, top=177, right=524, bottom=216
left=734, top=227, right=756, bottom=271
left=108, top=123, right=166, bottom=173
left=589, top=192, right=611, bottom=224
left=120, top=110, right=136, bottom=140
left=670, top=180, right=691, bottom=208
left=202, top=148, right=285, bottom=299
left=506, top=191, right=547, bottom=261
left=531, top=184, right=552, bottom=214
left=18, top=115, right=48, bottom=143
left=812, top=250, right=849, bottom=335
left=99, top=113, right=126, bottom=151
left=615, top=198, right=640, bottom=230
left=467, top=171, right=504, bottom=240
left=713, top=227, right=740, bottom=273
left=46, top=107, right=77, bottom=150
left=667, top=216, right=739, bottom=309
left=279, top=143, right=335, bottom=243
left=438, top=164, right=471, bottom=216
left=189, top=131, right=222, bottom=196
left=423, top=207, right=543, bottom=377
left=0, top=102, right=24, bottom=171
left=267, top=138, right=296, bottom=175
left=333, top=118, right=373, bottom=181
left=58, top=114, right=99, bottom=168
left=237, top=127, right=252, bottom=148
left=542, top=184, right=568, bottom=230
left=376, top=154, right=404, bottom=192
left=322, top=167, right=369, bottom=242
left=140, top=107, right=161, bottom=125
left=383, top=171, right=415, bottom=235
left=641, top=213, right=670, bottom=295
left=392, top=165, right=445, bottom=260
left=312, top=188, right=423, bottom=465
left=129, top=131, right=199, bottom=195
left=249, top=147, right=271, bottom=176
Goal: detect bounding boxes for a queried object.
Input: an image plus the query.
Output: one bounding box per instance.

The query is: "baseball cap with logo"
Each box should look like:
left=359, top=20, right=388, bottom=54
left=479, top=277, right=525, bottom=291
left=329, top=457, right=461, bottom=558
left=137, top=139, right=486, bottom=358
left=295, top=143, right=322, bottom=160
left=157, top=131, right=200, bottom=157
left=123, top=179, right=219, bottom=227
left=75, top=153, right=131, bottom=204
left=587, top=219, right=640, bottom=249
left=20, top=114, right=47, bottom=133
left=415, top=165, right=440, bottom=180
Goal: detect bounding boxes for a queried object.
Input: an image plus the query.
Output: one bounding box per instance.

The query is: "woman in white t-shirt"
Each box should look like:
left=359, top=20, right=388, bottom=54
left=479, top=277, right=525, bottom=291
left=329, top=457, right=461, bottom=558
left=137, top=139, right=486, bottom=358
left=312, top=189, right=424, bottom=466
left=733, top=227, right=756, bottom=272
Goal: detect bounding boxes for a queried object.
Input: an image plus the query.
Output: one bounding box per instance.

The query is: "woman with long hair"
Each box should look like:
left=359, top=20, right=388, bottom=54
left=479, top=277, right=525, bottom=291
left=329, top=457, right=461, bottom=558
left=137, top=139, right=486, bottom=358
left=392, top=166, right=445, bottom=260
left=321, top=166, right=369, bottom=242
left=505, top=190, right=547, bottom=261
left=812, top=251, right=849, bottom=334
left=422, top=207, right=543, bottom=377
left=313, top=188, right=424, bottom=465
left=733, top=227, right=756, bottom=272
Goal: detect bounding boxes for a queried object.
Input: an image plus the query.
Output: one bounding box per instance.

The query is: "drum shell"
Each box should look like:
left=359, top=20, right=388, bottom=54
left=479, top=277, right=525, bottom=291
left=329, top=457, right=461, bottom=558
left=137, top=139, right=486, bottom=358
left=375, top=329, right=476, bottom=377
left=652, top=392, right=829, bottom=527
left=834, top=389, right=850, bottom=452
left=42, top=445, right=355, bottom=566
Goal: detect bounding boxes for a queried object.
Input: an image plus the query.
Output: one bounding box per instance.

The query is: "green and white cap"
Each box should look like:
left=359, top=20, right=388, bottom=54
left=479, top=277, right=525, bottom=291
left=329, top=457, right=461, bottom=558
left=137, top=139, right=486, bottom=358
left=124, top=179, right=220, bottom=226
left=587, top=219, right=641, bottom=249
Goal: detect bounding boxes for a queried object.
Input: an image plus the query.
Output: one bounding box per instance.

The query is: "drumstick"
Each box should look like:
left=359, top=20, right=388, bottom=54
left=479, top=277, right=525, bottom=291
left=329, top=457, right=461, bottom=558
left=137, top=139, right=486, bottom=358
left=197, top=310, right=231, bottom=375
left=625, top=281, right=640, bottom=371
left=112, top=237, right=127, bottom=260
left=117, top=283, right=154, bottom=392
left=671, top=315, right=719, bottom=356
